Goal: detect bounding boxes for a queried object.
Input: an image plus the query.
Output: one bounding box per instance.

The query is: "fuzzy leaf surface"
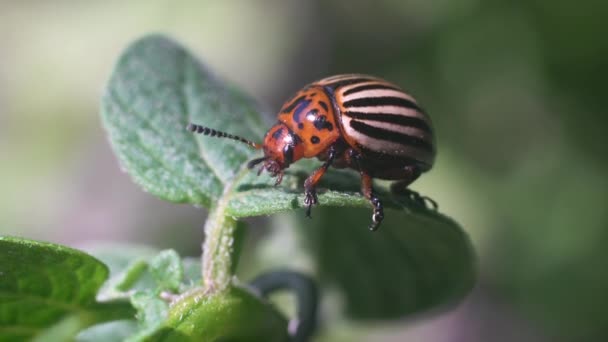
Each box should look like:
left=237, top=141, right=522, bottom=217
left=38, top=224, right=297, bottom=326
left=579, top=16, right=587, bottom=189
left=0, top=237, right=132, bottom=341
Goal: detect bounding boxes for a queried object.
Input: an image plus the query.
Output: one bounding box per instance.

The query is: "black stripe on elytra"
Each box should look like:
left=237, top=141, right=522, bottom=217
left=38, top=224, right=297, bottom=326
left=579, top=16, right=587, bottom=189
left=344, top=111, right=432, bottom=133
left=318, top=101, right=329, bottom=111
left=350, top=120, right=433, bottom=152
left=324, top=77, right=375, bottom=90
left=281, top=95, right=306, bottom=113
left=343, top=83, right=401, bottom=96
left=343, top=96, right=424, bottom=113
left=356, top=144, right=430, bottom=170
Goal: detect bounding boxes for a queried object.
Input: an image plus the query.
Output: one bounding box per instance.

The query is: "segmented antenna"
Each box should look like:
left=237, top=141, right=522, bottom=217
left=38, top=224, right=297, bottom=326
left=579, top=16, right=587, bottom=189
left=187, top=123, right=262, bottom=149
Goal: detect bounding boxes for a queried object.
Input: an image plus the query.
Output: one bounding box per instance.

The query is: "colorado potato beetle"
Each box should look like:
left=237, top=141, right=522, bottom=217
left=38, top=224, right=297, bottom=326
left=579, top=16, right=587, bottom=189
left=188, top=74, right=436, bottom=231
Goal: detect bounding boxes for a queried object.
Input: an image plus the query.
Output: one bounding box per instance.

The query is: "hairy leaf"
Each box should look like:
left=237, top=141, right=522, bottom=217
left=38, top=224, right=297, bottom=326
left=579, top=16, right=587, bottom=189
left=153, top=287, right=289, bottom=341
left=102, top=34, right=266, bottom=207
left=0, top=237, right=133, bottom=341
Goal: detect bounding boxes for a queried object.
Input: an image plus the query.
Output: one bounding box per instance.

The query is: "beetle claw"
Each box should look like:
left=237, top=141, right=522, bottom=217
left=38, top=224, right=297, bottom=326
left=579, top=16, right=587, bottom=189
left=368, top=197, right=384, bottom=231
left=406, top=190, right=438, bottom=210
left=274, top=171, right=284, bottom=186
left=304, top=190, right=318, bottom=218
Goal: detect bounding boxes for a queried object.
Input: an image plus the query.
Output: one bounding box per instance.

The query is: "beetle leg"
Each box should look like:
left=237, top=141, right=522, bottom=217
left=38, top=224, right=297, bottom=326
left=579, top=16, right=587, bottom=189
left=347, top=150, right=384, bottom=231
left=360, top=171, right=384, bottom=231
left=390, top=166, right=438, bottom=209
left=303, top=147, right=337, bottom=218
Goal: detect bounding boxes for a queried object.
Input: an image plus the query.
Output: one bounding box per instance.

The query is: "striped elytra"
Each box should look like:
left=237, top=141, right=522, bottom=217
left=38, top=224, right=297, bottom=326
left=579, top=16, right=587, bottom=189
left=188, top=74, right=436, bottom=231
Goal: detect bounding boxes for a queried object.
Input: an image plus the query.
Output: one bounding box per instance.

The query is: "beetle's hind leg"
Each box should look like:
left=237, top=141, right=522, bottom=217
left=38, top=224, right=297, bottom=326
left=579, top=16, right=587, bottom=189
left=390, top=166, right=438, bottom=210
left=360, top=171, right=384, bottom=231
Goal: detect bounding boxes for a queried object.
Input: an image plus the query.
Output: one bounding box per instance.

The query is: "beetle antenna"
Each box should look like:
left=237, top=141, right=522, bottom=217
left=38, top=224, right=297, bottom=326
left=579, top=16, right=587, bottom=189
left=187, top=123, right=262, bottom=149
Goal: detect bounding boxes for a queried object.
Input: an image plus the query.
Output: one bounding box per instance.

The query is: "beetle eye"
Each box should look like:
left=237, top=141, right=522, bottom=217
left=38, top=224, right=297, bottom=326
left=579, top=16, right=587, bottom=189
left=282, top=145, right=294, bottom=165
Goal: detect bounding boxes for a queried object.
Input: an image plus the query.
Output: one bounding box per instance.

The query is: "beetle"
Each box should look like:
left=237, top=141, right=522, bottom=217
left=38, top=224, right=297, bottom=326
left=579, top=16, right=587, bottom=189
left=187, top=74, right=436, bottom=231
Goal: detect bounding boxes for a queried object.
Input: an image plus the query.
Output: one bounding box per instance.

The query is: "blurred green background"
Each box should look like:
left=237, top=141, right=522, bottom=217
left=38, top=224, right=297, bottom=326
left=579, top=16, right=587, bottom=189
left=1, top=1, right=607, bottom=341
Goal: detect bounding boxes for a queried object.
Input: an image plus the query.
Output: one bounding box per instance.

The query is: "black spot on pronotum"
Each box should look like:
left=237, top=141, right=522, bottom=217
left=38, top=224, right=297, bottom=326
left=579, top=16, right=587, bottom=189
left=272, top=127, right=284, bottom=140
left=313, top=115, right=333, bottom=131
left=298, top=123, right=304, bottom=129
left=282, top=95, right=305, bottom=113
left=318, top=101, right=329, bottom=111
left=292, top=99, right=311, bottom=123
left=310, top=136, right=320, bottom=144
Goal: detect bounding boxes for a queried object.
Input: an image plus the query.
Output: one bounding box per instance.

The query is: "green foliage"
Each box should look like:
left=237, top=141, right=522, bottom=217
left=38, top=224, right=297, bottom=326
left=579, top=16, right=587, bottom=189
left=149, top=250, right=184, bottom=293
left=302, top=206, right=474, bottom=319
left=0, top=237, right=132, bottom=341
left=101, top=33, right=266, bottom=207
left=1, top=34, right=476, bottom=341
left=154, top=287, right=289, bottom=342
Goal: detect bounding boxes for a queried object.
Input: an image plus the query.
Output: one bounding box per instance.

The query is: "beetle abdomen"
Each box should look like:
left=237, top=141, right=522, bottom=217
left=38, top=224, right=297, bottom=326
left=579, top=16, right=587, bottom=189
left=319, top=74, right=435, bottom=171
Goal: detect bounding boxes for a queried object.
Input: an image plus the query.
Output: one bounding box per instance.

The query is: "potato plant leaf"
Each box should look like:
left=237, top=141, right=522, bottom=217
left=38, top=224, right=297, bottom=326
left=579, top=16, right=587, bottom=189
left=0, top=236, right=133, bottom=341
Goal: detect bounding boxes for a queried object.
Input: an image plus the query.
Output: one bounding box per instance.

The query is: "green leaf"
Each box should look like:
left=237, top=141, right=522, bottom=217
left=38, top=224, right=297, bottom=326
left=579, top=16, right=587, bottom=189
left=128, top=291, right=169, bottom=341
left=301, top=206, right=476, bottom=320
left=0, top=236, right=133, bottom=341
left=75, top=320, right=138, bottom=342
left=101, top=34, right=267, bottom=208
left=153, top=286, right=289, bottom=342
left=86, top=244, right=157, bottom=302
left=149, top=250, right=183, bottom=293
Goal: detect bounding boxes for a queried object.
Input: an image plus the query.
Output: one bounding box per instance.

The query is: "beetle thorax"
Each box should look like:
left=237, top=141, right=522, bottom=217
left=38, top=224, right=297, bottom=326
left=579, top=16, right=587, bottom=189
left=277, top=86, right=341, bottom=158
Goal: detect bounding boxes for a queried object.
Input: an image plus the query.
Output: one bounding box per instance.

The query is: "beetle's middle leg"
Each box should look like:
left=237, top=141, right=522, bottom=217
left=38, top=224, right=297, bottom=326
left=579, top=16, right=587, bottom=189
left=346, top=149, right=384, bottom=231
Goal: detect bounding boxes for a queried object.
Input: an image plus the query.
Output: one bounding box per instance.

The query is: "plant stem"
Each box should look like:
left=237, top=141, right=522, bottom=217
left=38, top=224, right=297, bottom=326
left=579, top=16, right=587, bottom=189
left=201, top=165, right=249, bottom=293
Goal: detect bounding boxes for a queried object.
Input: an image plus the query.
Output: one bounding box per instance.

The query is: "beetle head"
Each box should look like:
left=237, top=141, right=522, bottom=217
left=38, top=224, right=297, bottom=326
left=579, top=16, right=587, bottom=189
left=247, top=123, right=303, bottom=185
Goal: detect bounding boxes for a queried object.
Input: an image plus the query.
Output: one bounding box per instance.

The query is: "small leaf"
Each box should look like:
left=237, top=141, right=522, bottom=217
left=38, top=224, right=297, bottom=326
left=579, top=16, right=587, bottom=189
left=75, top=320, right=138, bottom=342
left=128, top=291, right=169, bottom=341
left=0, top=236, right=133, bottom=340
left=153, top=287, right=289, bottom=342
left=149, top=250, right=183, bottom=293
left=87, top=244, right=158, bottom=301
left=301, top=207, right=476, bottom=320
left=101, top=34, right=267, bottom=208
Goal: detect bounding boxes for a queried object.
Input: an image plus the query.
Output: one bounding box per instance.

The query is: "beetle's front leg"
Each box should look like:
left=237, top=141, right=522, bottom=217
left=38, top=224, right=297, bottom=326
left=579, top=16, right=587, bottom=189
left=303, top=147, right=337, bottom=218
